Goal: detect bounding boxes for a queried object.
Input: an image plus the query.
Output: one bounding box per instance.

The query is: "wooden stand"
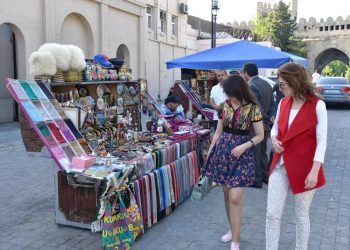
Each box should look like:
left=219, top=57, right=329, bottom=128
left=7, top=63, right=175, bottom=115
left=54, top=165, right=104, bottom=229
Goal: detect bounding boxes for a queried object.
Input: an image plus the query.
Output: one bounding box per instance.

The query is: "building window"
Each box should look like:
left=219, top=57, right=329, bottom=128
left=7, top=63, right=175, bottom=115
left=335, top=25, right=339, bottom=30
left=147, top=6, right=152, bottom=30
left=341, top=25, right=345, bottom=30
left=319, top=27, right=323, bottom=31
left=347, top=24, right=350, bottom=29
left=171, top=15, right=177, bottom=36
left=325, top=26, right=329, bottom=31
left=160, top=11, right=167, bottom=33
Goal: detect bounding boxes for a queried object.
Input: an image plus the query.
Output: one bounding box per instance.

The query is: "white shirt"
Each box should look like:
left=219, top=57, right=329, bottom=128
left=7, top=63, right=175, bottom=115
left=312, top=72, right=321, bottom=84
left=210, top=83, right=227, bottom=120
left=271, top=99, right=327, bottom=165
left=160, top=104, right=185, bottom=119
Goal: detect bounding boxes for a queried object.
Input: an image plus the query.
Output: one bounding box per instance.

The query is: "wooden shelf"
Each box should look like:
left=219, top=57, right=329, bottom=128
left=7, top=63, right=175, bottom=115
left=50, top=80, right=138, bottom=87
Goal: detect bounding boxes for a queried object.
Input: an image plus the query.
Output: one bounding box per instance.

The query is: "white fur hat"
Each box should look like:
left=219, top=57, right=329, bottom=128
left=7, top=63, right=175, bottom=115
left=39, top=43, right=71, bottom=71
left=29, top=51, right=57, bottom=76
left=67, top=45, right=86, bottom=70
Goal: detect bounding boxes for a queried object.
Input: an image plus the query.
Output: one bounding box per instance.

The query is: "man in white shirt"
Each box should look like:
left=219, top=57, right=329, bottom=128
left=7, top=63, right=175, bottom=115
left=209, top=70, right=228, bottom=122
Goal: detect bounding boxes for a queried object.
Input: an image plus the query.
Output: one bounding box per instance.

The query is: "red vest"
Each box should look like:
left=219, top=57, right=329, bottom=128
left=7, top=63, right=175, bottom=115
left=269, top=96, right=326, bottom=194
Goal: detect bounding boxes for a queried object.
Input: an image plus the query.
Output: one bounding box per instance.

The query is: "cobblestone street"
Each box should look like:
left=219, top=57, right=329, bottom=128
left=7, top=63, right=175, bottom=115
left=0, top=107, right=349, bottom=250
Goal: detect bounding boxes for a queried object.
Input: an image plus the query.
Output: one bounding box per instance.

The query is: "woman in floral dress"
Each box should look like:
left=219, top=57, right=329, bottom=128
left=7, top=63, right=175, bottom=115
left=202, top=74, right=264, bottom=250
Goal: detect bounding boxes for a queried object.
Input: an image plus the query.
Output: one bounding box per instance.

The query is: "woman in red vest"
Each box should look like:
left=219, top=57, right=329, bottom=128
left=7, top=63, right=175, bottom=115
left=266, top=63, right=327, bottom=250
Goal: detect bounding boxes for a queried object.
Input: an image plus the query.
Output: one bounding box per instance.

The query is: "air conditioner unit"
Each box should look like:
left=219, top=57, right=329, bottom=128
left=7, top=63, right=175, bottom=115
left=160, top=11, right=167, bottom=19
left=179, top=3, right=188, bottom=14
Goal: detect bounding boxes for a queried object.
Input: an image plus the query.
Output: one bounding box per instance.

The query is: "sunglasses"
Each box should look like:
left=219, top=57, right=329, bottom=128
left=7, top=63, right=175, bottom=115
left=279, top=82, right=287, bottom=88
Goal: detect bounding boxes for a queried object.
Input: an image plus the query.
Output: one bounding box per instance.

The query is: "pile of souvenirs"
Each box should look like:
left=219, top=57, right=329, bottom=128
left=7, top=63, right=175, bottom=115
left=85, top=55, right=132, bottom=82
left=28, top=43, right=132, bottom=83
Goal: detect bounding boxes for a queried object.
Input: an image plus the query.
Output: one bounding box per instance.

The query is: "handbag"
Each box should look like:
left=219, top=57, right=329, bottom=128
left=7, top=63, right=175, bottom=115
left=101, top=191, right=135, bottom=250
left=190, top=175, right=214, bottom=202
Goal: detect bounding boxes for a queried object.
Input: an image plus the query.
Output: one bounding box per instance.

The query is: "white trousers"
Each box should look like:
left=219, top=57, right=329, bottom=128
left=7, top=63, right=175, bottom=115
left=266, top=166, right=315, bottom=250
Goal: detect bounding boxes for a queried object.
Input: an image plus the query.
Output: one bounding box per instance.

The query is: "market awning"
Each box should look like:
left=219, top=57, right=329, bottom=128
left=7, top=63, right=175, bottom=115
left=166, top=40, right=309, bottom=69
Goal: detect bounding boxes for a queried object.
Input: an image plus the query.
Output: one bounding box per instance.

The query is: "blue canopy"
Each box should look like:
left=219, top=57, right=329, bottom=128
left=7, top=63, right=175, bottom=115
left=166, top=40, right=309, bottom=69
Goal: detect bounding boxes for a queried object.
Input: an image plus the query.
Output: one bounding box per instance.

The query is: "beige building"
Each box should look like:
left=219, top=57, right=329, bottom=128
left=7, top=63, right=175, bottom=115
left=0, top=0, right=190, bottom=123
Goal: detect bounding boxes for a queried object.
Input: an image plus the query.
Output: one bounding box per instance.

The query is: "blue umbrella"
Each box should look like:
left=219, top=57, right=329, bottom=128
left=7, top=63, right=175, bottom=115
left=166, top=40, right=309, bottom=69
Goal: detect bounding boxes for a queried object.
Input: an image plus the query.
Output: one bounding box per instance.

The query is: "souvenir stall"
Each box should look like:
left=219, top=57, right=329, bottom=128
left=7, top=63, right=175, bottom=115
left=170, top=71, right=217, bottom=125
left=189, top=70, right=217, bottom=104
left=9, top=43, right=211, bottom=249
left=167, top=40, right=310, bottom=131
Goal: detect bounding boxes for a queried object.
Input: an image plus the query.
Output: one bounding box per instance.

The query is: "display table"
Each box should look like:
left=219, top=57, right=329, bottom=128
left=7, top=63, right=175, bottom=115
left=6, top=77, right=210, bottom=249
left=53, top=136, right=206, bottom=229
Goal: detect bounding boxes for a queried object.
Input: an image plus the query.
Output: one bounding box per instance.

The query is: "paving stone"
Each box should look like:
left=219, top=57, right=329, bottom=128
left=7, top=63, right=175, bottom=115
left=1, top=109, right=350, bottom=249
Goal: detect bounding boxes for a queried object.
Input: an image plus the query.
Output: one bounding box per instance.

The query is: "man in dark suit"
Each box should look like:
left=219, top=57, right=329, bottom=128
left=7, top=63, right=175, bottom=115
left=242, top=63, right=276, bottom=188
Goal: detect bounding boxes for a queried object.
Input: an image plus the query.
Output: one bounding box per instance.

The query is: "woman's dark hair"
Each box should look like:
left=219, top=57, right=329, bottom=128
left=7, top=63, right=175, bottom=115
left=277, top=63, right=315, bottom=100
left=223, top=75, right=257, bottom=104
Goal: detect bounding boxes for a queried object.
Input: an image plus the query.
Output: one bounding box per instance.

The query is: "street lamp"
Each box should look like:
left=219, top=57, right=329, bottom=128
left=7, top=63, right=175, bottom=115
left=211, top=0, right=219, bottom=48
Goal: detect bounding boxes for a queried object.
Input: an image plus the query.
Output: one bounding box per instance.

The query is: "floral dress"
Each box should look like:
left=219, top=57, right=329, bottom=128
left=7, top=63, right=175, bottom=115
left=201, top=100, right=263, bottom=188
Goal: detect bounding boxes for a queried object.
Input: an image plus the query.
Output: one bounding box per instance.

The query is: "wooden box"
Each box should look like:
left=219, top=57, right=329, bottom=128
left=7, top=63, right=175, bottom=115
left=55, top=170, right=104, bottom=229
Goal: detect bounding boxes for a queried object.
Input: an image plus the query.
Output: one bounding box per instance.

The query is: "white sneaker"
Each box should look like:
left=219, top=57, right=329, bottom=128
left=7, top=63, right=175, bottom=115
left=221, top=230, right=232, bottom=243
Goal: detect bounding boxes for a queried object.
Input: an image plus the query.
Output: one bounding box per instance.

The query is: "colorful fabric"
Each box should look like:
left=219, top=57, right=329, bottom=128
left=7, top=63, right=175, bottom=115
left=131, top=151, right=199, bottom=229
left=202, top=132, right=256, bottom=188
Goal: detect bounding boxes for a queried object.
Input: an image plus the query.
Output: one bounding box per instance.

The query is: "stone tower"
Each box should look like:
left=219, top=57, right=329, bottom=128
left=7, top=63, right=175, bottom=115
left=290, top=0, right=298, bottom=19
left=257, top=0, right=298, bottom=19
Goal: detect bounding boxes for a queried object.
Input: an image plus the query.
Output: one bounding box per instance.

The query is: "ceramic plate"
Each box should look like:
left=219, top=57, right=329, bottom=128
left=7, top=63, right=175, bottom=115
left=117, top=84, right=125, bottom=95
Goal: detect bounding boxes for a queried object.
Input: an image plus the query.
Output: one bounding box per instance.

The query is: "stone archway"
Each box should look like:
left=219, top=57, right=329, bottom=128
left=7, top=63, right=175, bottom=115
left=116, top=44, right=130, bottom=67
left=314, top=48, right=349, bottom=72
left=0, top=22, right=25, bottom=123
left=60, top=13, right=94, bottom=58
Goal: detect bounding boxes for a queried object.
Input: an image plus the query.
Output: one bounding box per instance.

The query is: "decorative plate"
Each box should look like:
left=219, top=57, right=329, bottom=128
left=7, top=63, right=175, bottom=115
left=97, top=97, right=105, bottom=110
left=116, top=96, right=124, bottom=107
left=104, top=93, right=114, bottom=107
left=79, top=97, right=89, bottom=110
left=129, top=86, right=136, bottom=95
left=78, top=86, right=88, bottom=97
left=117, top=84, right=125, bottom=95
left=85, top=96, right=96, bottom=107
left=97, top=85, right=105, bottom=98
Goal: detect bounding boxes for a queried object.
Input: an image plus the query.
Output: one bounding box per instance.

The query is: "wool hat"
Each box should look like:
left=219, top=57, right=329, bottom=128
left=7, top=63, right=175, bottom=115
left=93, top=54, right=113, bottom=68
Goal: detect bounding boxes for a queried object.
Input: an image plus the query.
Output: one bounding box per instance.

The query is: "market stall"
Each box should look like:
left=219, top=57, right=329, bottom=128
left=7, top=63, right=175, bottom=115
left=7, top=43, right=211, bottom=249
left=166, top=40, right=309, bottom=70
left=166, top=40, right=309, bottom=125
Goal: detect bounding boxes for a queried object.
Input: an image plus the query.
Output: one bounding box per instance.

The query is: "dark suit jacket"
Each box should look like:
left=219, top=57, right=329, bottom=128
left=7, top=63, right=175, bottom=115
left=272, top=82, right=284, bottom=105
left=249, top=76, right=276, bottom=130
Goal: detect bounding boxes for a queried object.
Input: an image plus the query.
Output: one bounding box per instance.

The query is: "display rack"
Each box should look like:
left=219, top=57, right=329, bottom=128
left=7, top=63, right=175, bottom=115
left=178, top=80, right=215, bottom=120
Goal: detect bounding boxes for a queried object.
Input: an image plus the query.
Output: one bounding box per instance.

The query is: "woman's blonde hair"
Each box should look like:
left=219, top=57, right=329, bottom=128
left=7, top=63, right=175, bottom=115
left=277, top=63, right=316, bottom=100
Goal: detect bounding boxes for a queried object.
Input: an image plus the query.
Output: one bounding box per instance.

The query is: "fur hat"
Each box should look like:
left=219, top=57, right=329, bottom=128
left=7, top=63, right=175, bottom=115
left=39, top=43, right=71, bottom=71
left=29, top=51, right=57, bottom=76
left=67, top=45, right=86, bottom=70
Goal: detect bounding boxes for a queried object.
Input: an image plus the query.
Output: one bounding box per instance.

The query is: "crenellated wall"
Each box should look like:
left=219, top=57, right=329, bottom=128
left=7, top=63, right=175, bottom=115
left=233, top=0, right=350, bottom=74
left=296, top=16, right=350, bottom=36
